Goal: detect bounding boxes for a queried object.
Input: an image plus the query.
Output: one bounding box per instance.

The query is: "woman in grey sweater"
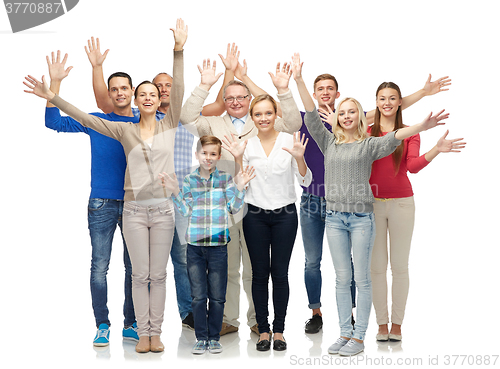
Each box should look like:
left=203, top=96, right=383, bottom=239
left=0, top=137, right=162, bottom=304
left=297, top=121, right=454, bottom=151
left=292, top=53, right=448, bottom=356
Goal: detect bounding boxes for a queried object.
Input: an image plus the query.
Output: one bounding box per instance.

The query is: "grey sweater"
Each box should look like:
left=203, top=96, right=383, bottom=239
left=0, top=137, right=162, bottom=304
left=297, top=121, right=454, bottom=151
left=304, top=110, right=401, bottom=213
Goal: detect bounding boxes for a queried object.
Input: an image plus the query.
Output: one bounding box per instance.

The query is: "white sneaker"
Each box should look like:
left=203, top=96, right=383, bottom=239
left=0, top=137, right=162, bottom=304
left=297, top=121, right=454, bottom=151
left=328, top=337, right=349, bottom=354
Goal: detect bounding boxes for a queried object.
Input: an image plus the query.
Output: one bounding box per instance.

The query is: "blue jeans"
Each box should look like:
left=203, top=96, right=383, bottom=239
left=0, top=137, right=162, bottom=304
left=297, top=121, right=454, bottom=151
left=300, top=192, right=356, bottom=310
left=170, top=208, right=192, bottom=320
left=187, top=245, right=228, bottom=341
left=325, top=211, right=375, bottom=341
left=88, top=198, right=135, bottom=328
left=243, top=203, right=297, bottom=334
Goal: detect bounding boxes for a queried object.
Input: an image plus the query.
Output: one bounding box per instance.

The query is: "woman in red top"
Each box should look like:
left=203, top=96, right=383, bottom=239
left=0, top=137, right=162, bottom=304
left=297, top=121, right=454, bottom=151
left=369, top=82, right=465, bottom=342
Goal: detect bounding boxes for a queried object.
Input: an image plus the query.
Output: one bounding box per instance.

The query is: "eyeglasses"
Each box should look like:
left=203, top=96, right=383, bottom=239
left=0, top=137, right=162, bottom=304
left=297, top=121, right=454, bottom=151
left=224, top=95, right=249, bottom=103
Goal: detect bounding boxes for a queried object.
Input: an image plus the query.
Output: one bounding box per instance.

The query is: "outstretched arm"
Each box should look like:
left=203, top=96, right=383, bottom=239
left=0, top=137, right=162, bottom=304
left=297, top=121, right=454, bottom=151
left=365, top=74, right=452, bottom=124
left=46, top=50, right=73, bottom=108
left=394, top=110, right=449, bottom=140
left=84, top=37, right=113, bottom=113
left=423, top=130, right=466, bottom=162
left=202, top=43, right=240, bottom=116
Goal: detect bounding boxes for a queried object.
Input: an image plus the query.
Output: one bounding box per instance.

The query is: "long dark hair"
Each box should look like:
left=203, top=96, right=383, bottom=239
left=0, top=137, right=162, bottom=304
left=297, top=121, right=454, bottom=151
left=372, top=82, right=405, bottom=174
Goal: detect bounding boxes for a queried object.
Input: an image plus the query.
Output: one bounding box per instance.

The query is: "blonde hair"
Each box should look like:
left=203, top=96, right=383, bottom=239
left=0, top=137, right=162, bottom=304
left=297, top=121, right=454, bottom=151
left=332, top=97, right=369, bottom=144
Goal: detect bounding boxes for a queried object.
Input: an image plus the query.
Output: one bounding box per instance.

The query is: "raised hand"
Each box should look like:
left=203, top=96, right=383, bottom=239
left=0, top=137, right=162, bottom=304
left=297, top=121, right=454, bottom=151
left=222, top=133, right=247, bottom=161
left=234, top=165, right=256, bottom=190
left=234, top=59, right=248, bottom=81
left=269, top=62, right=292, bottom=94
left=198, top=59, right=223, bottom=91
left=436, top=130, right=466, bottom=153
left=291, top=52, right=303, bottom=80
left=423, top=74, right=452, bottom=96
left=46, top=50, right=73, bottom=82
left=219, top=43, right=240, bottom=72
left=84, top=37, right=109, bottom=68
left=420, top=109, right=449, bottom=131
left=158, top=172, right=180, bottom=195
left=282, top=132, right=309, bottom=160
left=318, top=103, right=335, bottom=125
left=23, top=75, right=55, bottom=100
left=171, top=18, right=188, bottom=51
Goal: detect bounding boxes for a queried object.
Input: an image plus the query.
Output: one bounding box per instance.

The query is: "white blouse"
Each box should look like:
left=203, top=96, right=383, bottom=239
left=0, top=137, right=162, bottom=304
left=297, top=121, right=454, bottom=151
left=243, top=132, right=312, bottom=210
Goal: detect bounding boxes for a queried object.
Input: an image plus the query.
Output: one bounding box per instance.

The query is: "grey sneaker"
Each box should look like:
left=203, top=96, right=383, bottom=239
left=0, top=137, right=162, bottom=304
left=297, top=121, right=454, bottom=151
left=328, top=337, right=349, bottom=354
left=208, top=340, right=223, bottom=354
left=338, top=339, right=364, bottom=356
left=192, top=340, right=207, bottom=354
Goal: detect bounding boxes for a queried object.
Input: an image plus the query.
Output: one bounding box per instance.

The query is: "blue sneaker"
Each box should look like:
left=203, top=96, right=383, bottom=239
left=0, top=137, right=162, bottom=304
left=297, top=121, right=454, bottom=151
left=93, top=324, right=110, bottom=347
left=122, top=322, right=139, bottom=343
left=192, top=340, right=207, bottom=354
left=208, top=340, right=223, bottom=354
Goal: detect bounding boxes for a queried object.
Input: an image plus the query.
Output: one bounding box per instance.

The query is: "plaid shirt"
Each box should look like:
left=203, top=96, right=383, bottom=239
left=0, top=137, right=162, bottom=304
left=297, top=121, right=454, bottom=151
left=133, top=109, right=194, bottom=187
left=173, top=167, right=246, bottom=246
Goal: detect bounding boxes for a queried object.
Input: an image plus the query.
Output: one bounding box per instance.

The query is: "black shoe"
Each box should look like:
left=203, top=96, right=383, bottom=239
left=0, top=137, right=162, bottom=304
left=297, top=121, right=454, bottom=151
left=273, top=339, right=287, bottom=351
left=256, top=338, right=271, bottom=351
left=182, top=312, right=195, bottom=330
left=304, top=314, right=323, bottom=334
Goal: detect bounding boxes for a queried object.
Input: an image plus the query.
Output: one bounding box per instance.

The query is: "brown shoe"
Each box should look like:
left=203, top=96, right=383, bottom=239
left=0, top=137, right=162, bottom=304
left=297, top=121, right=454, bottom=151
left=150, top=335, right=164, bottom=352
left=220, top=323, right=238, bottom=336
left=135, top=336, right=151, bottom=353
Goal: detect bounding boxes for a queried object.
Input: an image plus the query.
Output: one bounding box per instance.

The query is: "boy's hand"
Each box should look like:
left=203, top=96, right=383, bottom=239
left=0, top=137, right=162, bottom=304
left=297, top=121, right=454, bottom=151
left=234, top=165, right=256, bottom=191
left=159, top=172, right=180, bottom=196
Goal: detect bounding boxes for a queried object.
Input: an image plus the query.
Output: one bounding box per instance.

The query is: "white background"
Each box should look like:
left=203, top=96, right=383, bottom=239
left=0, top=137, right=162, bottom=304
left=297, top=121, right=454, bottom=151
left=1, top=1, right=498, bottom=368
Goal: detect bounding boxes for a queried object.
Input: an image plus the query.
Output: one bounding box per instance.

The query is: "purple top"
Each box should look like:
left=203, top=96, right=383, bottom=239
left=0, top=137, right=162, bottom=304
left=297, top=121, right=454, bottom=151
left=299, top=111, right=331, bottom=197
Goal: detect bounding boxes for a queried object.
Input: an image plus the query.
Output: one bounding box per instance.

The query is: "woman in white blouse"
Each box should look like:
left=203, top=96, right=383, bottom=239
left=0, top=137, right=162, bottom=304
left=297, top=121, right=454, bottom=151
left=227, top=93, right=311, bottom=351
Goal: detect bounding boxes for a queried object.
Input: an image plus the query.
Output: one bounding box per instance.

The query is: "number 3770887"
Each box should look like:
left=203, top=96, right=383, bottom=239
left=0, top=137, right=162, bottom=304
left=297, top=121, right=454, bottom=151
left=5, top=3, right=63, bottom=14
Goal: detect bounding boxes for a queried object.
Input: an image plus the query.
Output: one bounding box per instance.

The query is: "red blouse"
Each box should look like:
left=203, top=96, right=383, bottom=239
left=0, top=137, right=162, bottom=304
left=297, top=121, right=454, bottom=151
left=368, top=126, right=430, bottom=198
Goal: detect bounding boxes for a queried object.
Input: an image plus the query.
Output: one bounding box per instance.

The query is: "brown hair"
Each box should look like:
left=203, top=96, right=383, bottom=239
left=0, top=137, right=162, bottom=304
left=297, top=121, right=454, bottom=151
left=249, top=94, right=277, bottom=117
left=313, top=73, right=339, bottom=91
left=197, top=135, right=222, bottom=155
left=371, top=82, right=405, bottom=174
left=134, top=80, right=161, bottom=99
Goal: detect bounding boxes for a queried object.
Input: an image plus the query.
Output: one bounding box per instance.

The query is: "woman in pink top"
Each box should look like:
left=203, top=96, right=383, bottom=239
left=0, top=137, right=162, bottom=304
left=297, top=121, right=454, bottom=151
left=368, top=82, right=466, bottom=342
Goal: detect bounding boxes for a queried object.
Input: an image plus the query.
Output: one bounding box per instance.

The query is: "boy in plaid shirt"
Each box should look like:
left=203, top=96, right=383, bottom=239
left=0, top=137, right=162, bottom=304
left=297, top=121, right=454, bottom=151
left=160, top=135, right=254, bottom=354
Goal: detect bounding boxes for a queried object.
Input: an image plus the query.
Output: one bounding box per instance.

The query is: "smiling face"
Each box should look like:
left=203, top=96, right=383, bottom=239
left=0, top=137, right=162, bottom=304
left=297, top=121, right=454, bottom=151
left=250, top=99, right=277, bottom=134
left=108, top=76, right=134, bottom=109
left=195, top=143, right=221, bottom=174
left=376, top=88, right=402, bottom=119
left=224, top=84, right=251, bottom=119
left=313, top=79, right=340, bottom=109
left=134, top=83, right=161, bottom=114
left=337, top=100, right=360, bottom=133
left=153, top=73, right=173, bottom=107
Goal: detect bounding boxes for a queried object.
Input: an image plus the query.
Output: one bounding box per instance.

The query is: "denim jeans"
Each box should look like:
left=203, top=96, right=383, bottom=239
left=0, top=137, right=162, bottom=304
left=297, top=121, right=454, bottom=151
left=88, top=198, right=135, bottom=328
left=187, top=245, right=228, bottom=341
left=170, top=208, right=192, bottom=320
left=243, top=203, right=298, bottom=334
left=325, top=210, right=375, bottom=341
left=300, top=192, right=356, bottom=310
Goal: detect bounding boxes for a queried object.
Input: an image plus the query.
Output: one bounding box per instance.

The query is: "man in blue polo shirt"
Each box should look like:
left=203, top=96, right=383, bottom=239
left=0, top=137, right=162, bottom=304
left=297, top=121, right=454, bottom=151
left=44, top=50, right=139, bottom=346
